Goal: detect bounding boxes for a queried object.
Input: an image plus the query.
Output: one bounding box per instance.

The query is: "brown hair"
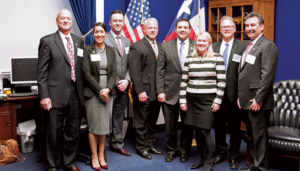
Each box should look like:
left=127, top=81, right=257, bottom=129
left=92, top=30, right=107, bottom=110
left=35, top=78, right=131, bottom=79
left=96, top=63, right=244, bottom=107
left=244, top=12, right=264, bottom=25
left=93, top=22, right=107, bottom=33
left=110, top=10, right=125, bottom=21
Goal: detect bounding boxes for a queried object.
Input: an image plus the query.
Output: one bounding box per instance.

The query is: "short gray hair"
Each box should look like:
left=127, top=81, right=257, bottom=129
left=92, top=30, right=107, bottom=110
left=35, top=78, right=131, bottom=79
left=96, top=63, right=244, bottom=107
left=220, top=16, right=235, bottom=27
left=144, top=18, right=158, bottom=28
left=244, top=12, right=264, bottom=25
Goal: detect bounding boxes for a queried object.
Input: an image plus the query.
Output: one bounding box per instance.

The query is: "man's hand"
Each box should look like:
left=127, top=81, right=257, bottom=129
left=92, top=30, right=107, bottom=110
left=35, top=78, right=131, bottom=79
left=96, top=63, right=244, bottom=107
left=117, top=80, right=129, bottom=92
left=211, top=102, right=220, bottom=112
left=138, top=91, right=148, bottom=102
left=40, top=98, right=52, bottom=111
left=180, top=104, right=187, bottom=111
left=237, top=98, right=241, bottom=109
left=157, top=93, right=166, bottom=103
left=100, top=88, right=110, bottom=102
left=249, top=98, right=262, bottom=112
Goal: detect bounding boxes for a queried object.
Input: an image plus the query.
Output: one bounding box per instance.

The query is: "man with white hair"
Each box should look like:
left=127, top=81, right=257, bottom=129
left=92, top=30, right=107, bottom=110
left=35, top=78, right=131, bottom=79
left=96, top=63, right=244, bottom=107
left=128, top=18, right=163, bottom=160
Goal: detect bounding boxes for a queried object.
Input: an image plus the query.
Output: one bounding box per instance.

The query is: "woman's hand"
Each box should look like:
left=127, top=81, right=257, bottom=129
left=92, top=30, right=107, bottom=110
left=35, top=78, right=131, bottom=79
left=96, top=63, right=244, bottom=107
left=99, top=88, right=110, bottom=102
left=211, top=102, right=220, bottom=112
left=180, top=104, right=187, bottom=112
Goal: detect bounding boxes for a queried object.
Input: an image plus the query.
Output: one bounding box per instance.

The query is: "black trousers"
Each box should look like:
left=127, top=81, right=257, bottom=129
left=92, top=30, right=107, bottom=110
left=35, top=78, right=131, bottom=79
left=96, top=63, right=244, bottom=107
left=162, top=102, right=193, bottom=155
left=46, top=82, right=80, bottom=169
left=241, top=109, right=270, bottom=171
left=105, top=88, right=128, bottom=149
left=133, top=98, right=160, bottom=152
left=214, top=95, right=242, bottom=160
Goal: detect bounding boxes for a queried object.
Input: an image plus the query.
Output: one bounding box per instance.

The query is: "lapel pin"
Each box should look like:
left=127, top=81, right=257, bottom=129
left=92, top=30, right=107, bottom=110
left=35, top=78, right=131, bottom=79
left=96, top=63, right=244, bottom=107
left=93, top=51, right=95, bottom=53
left=75, top=43, right=77, bottom=46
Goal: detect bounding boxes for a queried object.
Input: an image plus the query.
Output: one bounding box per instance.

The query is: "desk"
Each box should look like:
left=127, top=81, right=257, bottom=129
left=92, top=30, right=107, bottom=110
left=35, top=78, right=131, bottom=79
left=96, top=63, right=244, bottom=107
left=0, top=96, right=39, bottom=140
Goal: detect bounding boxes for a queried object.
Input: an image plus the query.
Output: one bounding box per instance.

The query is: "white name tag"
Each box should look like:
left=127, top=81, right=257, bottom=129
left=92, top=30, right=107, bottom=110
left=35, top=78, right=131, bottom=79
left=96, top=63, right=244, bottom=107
left=246, top=54, right=256, bottom=65
left=232, top=54, right=241, bottom=63
left=91, top=54, right=101, bottom=62
left=125, top=47, right=130, bottom=54
left=77, top=48, right=83, bottom=57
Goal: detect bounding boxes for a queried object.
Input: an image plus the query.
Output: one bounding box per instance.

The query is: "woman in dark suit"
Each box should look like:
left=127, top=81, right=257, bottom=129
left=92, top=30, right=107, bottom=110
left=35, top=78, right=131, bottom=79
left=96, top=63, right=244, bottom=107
left=82, top=22, right=116, bottom=170
left=179, top=31, right=226, bottom=171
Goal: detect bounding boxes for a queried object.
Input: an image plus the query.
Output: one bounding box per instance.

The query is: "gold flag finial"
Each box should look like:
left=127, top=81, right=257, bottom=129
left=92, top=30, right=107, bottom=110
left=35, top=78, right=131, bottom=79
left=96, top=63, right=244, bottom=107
left=140, top=0, right=144, bottom=25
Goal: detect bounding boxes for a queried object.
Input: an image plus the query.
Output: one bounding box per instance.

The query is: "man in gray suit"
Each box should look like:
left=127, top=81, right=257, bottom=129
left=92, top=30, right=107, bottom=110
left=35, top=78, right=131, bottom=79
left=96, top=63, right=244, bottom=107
left=212, top=16, right=248, bottom=170
left=156, top=19, right=194, bottom=163
left=238, top=12, right=278, bottom=171
left=104, top=10, right=131, bottom=156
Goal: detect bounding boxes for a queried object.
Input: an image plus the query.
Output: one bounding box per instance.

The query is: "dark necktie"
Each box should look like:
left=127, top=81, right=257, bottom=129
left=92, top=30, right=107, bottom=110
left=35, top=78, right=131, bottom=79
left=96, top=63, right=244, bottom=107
left=65, top=36, right=76, bottom=82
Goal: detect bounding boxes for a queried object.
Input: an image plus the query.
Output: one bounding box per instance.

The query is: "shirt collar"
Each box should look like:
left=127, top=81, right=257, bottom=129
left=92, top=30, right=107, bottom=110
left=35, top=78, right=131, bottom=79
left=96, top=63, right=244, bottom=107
left=251, top=33, right=263, bottom=45
left=221, top=38, right=234, bottom=47
left=111, top=31, right=121, bottom=39
left=145, top=36, right=156, bottom=44
left=177, top=37, right=189, bottom=45
left=58, top=30, right=71, bottom=39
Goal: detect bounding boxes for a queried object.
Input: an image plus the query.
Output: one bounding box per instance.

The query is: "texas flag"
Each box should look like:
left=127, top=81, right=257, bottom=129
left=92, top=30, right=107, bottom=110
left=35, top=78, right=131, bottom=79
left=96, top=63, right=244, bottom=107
left=164, top=0, right=206, bottom=41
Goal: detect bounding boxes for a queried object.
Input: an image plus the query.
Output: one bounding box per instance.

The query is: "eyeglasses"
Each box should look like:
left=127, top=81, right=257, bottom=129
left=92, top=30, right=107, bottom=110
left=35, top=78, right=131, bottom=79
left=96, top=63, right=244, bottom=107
left=93, top=22, right=105, bottom=25
left=220, top=25, right=235, bottom=29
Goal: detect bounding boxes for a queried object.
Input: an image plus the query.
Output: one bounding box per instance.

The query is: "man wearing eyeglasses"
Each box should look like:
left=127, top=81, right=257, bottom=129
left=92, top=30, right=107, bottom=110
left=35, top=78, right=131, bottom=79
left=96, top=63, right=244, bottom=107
left=104, top=10, right=132, bottom=157
left=212, top=16, right=248, bottom=170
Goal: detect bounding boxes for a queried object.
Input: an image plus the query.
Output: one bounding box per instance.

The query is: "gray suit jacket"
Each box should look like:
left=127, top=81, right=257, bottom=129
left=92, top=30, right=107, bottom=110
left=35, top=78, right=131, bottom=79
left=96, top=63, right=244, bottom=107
left=156, top=38, right=194, bottom=105
left=238, top=35, right=278, bottom=110
left=104, top=31, right=131, bottom=86
left=213, top=39, right=248, bottom=103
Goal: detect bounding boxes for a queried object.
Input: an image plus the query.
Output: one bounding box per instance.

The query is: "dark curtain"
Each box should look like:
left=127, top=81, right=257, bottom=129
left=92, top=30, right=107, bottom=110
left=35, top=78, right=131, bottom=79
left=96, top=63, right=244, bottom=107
left=69, top=0, right=96, bottom=46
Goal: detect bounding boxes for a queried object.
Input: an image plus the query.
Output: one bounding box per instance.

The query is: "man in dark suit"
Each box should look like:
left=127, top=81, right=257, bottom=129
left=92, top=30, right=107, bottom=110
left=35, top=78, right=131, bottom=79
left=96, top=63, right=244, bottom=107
left=104, top=10, right=131, bottom=156
left=212, top=16, right=248, bottom=170
left=156, top=19, right=194, bottom=163
left=37, top=9, right=84, bottom=171
left=128, top=18, right=163, bottom=160
left=238, top=12, right=278, bottom=171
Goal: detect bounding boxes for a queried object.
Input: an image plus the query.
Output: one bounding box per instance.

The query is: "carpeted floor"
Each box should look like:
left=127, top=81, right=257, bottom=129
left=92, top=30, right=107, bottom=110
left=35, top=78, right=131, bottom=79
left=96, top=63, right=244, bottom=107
left=1, top=129, right=298, bottom=171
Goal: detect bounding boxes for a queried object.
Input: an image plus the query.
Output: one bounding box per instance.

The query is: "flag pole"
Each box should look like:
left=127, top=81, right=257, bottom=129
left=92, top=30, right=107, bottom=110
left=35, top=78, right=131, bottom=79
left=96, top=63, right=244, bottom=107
left=140, top=0, right=144, bottom=25
left=197, top=0, right=200, bottom=27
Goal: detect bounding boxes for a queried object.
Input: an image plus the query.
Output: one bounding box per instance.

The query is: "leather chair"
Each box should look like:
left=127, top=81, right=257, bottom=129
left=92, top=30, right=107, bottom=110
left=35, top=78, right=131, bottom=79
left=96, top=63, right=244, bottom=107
left=268, top=80, right=300, bottom=170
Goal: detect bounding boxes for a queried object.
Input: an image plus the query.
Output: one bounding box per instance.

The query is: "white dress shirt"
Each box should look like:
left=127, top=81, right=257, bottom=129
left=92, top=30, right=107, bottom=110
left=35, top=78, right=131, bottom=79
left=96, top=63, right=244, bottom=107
left=241, top=33, right=263, bottom=66
left=58, top=31, right=74, bottom=55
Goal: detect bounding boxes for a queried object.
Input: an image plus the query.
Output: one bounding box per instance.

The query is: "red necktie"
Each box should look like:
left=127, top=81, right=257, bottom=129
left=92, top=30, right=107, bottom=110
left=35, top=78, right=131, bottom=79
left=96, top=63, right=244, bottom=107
left=242, top=42, right=253, bottom=67
left=116, top=36, right=122, bottom=56
left=66, top=36, right=76, bottom=82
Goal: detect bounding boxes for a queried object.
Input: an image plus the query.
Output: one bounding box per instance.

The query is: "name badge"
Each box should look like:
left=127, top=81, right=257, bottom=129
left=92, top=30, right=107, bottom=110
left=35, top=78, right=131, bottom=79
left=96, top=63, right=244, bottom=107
left=246, top=54, right=256, bottom=65
left=77, top=48, right=83, bottom=57
left=91, top=54, right=101, bottom=62
left=125, top=47, right=130, bottom=54
left=232, top=54, right=241, bottom=63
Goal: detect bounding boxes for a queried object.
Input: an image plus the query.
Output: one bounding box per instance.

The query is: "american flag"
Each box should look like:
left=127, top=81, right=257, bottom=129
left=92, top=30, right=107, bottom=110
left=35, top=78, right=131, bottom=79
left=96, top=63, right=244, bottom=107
left=121, top=0, right=151, bottom=44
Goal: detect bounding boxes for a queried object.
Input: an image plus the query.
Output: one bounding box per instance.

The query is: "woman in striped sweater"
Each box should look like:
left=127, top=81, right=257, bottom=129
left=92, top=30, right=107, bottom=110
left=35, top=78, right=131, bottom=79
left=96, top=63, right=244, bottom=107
left=179, top=31, right=226, bottom=171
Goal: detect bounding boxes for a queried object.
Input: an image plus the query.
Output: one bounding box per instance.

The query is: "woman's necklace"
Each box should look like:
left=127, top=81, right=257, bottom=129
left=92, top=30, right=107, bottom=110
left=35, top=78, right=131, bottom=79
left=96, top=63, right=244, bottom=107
left=96, top=44, right=106, bottom=53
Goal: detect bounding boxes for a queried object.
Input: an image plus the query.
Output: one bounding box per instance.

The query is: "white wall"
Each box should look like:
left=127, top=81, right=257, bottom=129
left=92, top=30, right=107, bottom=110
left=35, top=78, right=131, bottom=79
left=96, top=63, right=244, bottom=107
left=0, top=0, right=82, bottom=70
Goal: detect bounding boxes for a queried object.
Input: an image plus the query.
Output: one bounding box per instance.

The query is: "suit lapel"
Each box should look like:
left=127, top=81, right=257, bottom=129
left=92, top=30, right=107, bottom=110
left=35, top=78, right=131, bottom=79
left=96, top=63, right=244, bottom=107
left=90, top=43, right=100, bottom=76
left=249, top=36, right=264, bottom=56
left=54, top=31, right=70, bottom=66
left=121, top=35, right=126, bottom=57
left=227, top=39, right=238, bottom=68
left=143, top=38, right=156, bottom=58
left=71, top=33, right=78, bottom=64
left=171, top=39, right=181, bottom=70
left=108, top=32, right=122, bottom=56
left=214, top=41, right=222, bottom=54
left=188, top=38, right=194, bottom=54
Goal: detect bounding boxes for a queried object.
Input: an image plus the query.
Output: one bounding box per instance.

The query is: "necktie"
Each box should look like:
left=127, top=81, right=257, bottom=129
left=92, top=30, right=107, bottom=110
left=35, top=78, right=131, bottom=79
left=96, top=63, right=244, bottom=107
left=179, top=42, right=185, bottom=70
left=152, top=41, right=158, bottom=58
left=223, top=43, right=229, bottom=70
left=242, top=42, right=253, bottom=67
left=116, top=36, right=122, bottom=56
left=65, top=36, right=76, bottom=82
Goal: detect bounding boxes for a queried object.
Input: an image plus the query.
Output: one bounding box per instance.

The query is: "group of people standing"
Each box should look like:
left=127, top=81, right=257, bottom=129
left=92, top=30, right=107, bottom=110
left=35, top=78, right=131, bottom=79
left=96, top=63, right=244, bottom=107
left=37, top=8, right=278, bottom=171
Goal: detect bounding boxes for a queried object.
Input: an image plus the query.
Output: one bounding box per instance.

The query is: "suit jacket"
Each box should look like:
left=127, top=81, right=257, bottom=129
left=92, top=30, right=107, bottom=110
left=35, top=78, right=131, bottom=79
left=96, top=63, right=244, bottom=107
left=213, top=39, right=248, bottom=103
left=128, top=37, right=162, bottom=101
left=238, top=35, right=278, bottom=110
left=156, top=38, right=194, bottom=105
left=37, top=31, right=84, bottom=108
left=82, top=42, right=117, bottom=98
left=104, top=31, right=131, bottom=86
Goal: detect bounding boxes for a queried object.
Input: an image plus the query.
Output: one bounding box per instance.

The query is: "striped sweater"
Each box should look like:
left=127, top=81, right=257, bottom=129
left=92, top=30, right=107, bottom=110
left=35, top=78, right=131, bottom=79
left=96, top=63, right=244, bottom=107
left=179, top=53, right=226, bottom=105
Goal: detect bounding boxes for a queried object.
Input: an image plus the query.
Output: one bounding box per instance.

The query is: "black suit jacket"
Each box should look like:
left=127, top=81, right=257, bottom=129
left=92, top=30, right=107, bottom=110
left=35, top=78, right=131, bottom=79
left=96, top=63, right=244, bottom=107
left=213, top=39, right=248, bottom=103
left=37, top=31, right=84, bottom=107
left=128, top=37, right=162, bottom=101
left=238, top=35, right=278, bottom=110
left=156, top=38, right=194, bottom=105
left=82, top=42, right=117, bottom=98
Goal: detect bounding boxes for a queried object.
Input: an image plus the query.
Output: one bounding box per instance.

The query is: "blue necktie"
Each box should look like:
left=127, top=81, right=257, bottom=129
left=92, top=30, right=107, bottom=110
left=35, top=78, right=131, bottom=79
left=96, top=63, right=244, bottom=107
left=179, top=42, right=185, bottom=70
left=223, top=43, right=229, bottom=70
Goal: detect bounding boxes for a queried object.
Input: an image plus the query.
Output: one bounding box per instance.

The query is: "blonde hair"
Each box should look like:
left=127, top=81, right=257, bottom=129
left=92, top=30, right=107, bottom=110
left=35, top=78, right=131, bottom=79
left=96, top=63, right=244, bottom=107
left=191, top=31, right=214, bottom=58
